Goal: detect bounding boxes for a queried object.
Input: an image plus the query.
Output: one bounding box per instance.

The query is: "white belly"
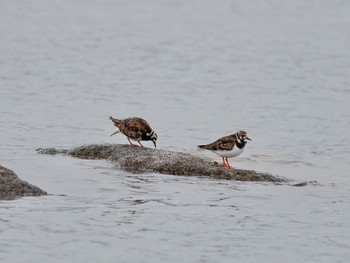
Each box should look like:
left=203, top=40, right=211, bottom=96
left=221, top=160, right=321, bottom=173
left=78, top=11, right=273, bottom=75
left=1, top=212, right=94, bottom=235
left=130, top=137, right=142, bottom=141
left=213, top=146, right=244, bottom=158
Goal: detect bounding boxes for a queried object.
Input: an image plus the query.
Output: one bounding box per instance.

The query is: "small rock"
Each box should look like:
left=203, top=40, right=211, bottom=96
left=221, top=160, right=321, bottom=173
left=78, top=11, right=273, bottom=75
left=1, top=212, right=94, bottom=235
left=0, top=165, right=47, bottom=199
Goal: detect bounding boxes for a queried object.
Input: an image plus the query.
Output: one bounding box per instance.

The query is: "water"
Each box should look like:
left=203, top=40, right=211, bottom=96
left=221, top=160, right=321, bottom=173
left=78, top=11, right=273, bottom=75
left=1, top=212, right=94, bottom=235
left=1, top=0, right=350, bottom=262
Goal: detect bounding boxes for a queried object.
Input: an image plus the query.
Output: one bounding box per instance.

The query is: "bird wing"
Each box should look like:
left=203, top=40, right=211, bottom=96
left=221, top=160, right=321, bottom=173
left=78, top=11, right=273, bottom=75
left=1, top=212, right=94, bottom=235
left=123, top=118, right=150, bottom=139
left=203, top=135, right=236, bottom=151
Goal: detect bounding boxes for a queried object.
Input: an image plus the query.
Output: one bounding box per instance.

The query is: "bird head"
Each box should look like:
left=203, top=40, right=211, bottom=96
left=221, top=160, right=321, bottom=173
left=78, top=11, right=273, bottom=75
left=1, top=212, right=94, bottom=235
left=148, top=130, right=158, bottom=148
left=237, top=130, right=251, bottom=142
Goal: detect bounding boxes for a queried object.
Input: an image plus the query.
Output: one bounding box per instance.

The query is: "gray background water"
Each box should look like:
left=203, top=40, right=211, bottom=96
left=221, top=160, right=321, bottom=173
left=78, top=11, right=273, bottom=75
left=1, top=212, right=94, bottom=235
left=1, top=0, right=350, bottom=262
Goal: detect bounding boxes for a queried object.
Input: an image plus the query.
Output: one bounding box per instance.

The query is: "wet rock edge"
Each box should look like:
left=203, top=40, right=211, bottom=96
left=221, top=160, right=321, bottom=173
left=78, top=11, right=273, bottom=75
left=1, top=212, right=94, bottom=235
left=0, top=165, right=47, bottom=200
left=37, top=144, right=290, bottom=183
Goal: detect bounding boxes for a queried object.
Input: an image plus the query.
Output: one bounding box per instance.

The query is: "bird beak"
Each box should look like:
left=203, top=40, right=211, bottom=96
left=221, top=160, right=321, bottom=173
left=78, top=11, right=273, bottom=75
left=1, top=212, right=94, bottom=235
left=153, top=141, right=157, bottom=148
left=246, top=137, right=252, bottom=141
left=110, top=130, right=119, bottom=137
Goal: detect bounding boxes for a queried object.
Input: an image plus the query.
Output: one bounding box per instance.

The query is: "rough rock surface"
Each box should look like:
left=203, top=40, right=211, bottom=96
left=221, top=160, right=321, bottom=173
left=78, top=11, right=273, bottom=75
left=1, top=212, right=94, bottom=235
left=37, top=144, right=287, bottom=183
left=0, top=165, right=47, bottom=199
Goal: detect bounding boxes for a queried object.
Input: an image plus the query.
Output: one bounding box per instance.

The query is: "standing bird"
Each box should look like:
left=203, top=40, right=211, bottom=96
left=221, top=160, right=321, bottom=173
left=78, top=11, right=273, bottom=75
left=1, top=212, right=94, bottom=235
left=198, top=130, right=251, bottom=170
left=109, top=116, right=158, bottom=148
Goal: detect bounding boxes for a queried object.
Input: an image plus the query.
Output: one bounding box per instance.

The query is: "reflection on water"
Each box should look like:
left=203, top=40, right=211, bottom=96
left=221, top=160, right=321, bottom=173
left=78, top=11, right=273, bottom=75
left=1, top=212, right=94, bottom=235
left=1, top=0, right=350, bottom=262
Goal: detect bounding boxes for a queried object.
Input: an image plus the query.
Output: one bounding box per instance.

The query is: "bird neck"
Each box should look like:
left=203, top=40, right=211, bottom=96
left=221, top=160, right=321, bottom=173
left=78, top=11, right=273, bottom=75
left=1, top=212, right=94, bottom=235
left=234, top=134, right=246, bottom=149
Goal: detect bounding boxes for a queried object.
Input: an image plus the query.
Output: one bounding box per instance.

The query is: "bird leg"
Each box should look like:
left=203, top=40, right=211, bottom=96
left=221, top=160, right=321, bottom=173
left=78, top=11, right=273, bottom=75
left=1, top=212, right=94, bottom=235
left=137, top=141, right=144, bottom=147
left=127, top=138, right=135, bottom=146
left=222, top=157, right=228, bottom=167
left=225, top=158, right=234, bottom=170
left=110, top=129, right=120, bottom=137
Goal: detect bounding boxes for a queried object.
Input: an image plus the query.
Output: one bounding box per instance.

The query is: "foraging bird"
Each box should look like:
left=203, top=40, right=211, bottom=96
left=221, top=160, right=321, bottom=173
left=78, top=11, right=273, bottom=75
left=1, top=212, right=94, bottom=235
left=198, top=130, right=251, bottom=169
left=109, top=116, right=158, bottom=148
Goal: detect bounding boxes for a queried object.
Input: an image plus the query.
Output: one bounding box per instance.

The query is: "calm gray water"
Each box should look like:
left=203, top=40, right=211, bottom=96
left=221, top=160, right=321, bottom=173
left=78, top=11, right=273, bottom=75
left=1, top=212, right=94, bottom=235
left=1, top=0, right=350, bottom=262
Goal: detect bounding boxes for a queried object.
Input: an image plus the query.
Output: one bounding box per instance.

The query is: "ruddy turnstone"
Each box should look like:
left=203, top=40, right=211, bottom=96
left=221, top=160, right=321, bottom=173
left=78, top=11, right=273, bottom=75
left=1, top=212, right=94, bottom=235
left=198, top=130, right=251, bottom=170
left=109, top=116, right=158, bottom=148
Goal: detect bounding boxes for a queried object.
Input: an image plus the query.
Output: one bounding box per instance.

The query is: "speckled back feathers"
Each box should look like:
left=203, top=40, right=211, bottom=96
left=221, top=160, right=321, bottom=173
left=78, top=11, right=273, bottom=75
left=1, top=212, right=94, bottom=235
left=198, top=131, right=250, bottom=151
left=109, top=116, right=158, bottom=147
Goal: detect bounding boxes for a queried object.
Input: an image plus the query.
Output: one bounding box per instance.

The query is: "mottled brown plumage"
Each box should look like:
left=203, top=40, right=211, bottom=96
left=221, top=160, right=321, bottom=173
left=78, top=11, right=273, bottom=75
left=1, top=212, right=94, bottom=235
left=109, top=116, right=158, bottom=148
left=198, top=131, right=251, bottom=170
left=199, top=131, right=249, bottom=151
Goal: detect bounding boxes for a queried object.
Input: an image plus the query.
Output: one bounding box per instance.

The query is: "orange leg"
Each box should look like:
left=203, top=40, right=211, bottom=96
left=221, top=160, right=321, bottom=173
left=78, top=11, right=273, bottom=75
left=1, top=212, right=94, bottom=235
left=222, top=157, right=228, bottom=167
left=225, top=158, right=233, bottom=170
left=137, top=141, right=144, bottom=147
left=127, top=138, right=135, bottom=145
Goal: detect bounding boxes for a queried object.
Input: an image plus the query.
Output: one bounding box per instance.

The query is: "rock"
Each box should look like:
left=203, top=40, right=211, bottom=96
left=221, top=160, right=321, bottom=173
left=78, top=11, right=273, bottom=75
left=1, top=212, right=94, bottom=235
left=0, top=165, right=47, bottom=199
left=37, top=144, right=287, bottom=183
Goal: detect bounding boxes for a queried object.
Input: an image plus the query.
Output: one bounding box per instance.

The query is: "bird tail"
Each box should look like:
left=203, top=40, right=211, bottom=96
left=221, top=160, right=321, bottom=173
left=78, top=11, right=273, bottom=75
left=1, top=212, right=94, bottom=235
left=198, top=145, right=206, bottom=149
left=109, top=116, right=121, bottom=126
